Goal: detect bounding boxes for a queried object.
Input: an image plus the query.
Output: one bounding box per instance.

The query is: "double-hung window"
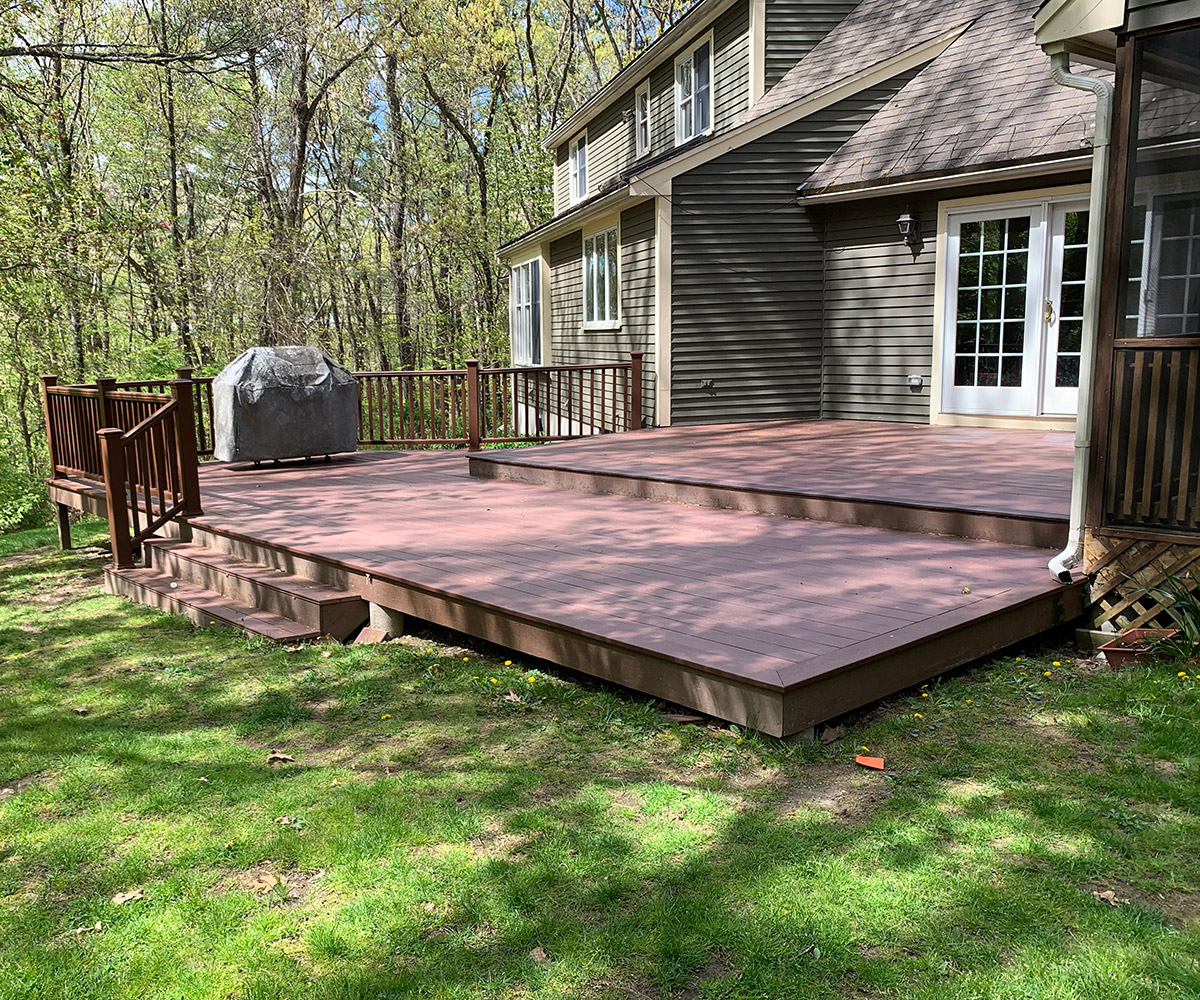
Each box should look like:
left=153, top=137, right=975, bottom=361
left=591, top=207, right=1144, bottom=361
left=675, top=35, right=712, bottom=144
left=635, top=80, right=650, bottom=157
left=569, top=134, right=587, bottom=204
left=583, top=227, right=619, bottom=326
left=510, top=259, right=541, bottom=365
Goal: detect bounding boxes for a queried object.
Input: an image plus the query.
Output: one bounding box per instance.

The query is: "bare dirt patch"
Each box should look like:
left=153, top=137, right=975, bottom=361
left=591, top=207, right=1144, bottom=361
left=0, top=774, right=40, bottom=803
left=1086, top=879, right=1200, bottom=928
left=774, top=764, right=891, bottom=823
left=217, top=863, right=321, bottom=907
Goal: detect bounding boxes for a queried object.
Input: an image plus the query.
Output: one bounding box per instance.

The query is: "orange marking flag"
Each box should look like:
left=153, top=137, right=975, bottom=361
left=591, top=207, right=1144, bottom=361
left=855, top=755, right=885, bottom=770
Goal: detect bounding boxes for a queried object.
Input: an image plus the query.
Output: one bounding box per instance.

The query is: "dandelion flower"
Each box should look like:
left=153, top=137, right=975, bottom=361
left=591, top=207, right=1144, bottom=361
left=490, top=678, right=497, bottom=684
left=1179, top=671, right=1189, bottom=678
left=914, top=713, right=923, bottom=718
left=1044, top=671, right=1052, bottom=677
left=1052, top=661, right=1061, bottom=667
left=381, top=713, right=391, bottom=720
left=463, top=657, right=470, bottom=662
left=504, top=660, right=512, bottom=666
left=921, top=692, right=929, bottom=698
left=966, top=698, right=973, bottom=705
left=1015, top=657, right=1023, bottom=662
left=737, top=738, right=743, bottom=745
left=528, top=677, right=536, bottom=684
left=860, top=746, right=869, bottom=752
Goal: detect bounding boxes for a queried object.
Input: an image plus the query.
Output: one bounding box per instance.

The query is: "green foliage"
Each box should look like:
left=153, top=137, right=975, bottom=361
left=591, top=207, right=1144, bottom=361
left=0, top=455, right=50, bottom=532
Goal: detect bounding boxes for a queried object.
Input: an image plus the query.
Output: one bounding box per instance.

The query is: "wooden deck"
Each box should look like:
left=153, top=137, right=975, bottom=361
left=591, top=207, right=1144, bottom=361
left=470, top=420, right=1074, bottom=547
left=168, top=430, right=1084, bottom=736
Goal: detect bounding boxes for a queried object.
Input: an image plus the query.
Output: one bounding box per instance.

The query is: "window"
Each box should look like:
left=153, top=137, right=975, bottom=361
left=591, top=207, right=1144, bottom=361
left=635, top=79, right=650, bottom=157
left=583, top=227, right=619, bottom=326
left=675, top=35, right=712, bottom=144
left=510, top=259, right=541, bottom=365
left=569, top=134, right=587, bottom=204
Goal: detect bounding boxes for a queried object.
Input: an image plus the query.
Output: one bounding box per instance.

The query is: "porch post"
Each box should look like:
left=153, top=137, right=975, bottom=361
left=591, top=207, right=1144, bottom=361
left=96, top=377, right=117, bottom=427
left=98, top=428, right=134, bottom=569
left=466, top=359, right=481, bottom=451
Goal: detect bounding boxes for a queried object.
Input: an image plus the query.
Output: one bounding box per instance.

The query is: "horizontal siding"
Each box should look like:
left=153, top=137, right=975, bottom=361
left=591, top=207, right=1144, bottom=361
left=554, top=2, right=751, bottom=207
left=1126, top=0, right=1200, bottom=31
left=548, top=203, right=657, bottom=424
left=763, top=0, right=858, bottom=90
left=670, top=71, right=920, bottom=425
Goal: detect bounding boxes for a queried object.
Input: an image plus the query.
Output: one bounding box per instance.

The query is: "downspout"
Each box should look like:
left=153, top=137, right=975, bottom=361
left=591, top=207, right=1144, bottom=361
left=1047, top=51, right=1113, bottom=584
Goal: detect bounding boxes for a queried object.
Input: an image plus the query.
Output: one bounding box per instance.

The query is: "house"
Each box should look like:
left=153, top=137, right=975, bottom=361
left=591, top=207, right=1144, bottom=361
left=499, top=0, right=1106, bottom=434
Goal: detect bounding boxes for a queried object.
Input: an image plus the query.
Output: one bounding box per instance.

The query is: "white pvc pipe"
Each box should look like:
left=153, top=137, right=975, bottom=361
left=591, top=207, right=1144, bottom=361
left=1047, top=52, right=1114, bottom=584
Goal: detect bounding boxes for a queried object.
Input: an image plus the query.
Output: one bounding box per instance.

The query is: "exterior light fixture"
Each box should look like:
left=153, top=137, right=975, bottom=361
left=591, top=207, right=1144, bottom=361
left=896, top=211, right=920, bottom=248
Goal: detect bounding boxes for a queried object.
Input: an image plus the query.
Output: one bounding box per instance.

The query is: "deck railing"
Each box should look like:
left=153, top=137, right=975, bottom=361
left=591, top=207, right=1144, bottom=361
left=355, top=354, right=643, bottom=450
left=112, top=368, right=216, bottom=457
left=1105, top=340, right=1200, bottom=533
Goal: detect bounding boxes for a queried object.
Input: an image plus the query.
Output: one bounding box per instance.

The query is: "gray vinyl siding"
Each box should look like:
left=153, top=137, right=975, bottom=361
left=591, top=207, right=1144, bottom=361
left=820, top=195, right=939, bottom=423
left=670, top=70, right=921, bottom=426
left=1125, top=0, right=1200, bottom=31
left=553, top=1, right=751, bottom=210
left=764, top=0, right=859, bottom=90
left=548, top=202, right=657, bottom=424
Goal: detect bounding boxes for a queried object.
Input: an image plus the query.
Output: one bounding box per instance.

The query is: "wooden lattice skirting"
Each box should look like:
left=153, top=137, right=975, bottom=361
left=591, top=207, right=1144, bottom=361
left=1084, top=528, right=1200, bottom=629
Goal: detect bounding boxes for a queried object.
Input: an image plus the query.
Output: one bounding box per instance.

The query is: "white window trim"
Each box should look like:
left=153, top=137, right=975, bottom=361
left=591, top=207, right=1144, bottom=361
left=509, top=257, right=544, bottom=367
left=635, top=79, right=651, bottom=159
left=582, top=222, right=620, bottom=329
left=674, top=31, right=715, bottom=147
left=569, top=132, right=587, bottom=205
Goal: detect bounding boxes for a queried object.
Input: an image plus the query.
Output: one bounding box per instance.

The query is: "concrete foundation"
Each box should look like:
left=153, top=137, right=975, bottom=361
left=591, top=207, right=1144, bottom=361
left=368, top=603, right=407, bottom=638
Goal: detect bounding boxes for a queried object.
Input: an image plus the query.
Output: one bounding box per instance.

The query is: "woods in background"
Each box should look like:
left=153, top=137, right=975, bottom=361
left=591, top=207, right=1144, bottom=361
left=0, top=0, right=686, bottom=503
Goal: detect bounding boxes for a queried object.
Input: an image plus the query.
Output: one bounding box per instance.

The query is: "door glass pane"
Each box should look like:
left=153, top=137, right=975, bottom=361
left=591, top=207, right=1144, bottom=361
left=1055, top=210, right=1088, bottom=386
left=952, top=214, right=1031, bottom=388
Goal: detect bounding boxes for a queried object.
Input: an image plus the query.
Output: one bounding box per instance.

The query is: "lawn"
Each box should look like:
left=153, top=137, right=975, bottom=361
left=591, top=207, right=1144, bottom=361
left=0, top=523, right=1197, bottom=1000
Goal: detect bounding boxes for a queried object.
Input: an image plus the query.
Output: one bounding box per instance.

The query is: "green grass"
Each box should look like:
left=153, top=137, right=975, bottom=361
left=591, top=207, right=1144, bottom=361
left=1, top=525, right=1198, bottom=999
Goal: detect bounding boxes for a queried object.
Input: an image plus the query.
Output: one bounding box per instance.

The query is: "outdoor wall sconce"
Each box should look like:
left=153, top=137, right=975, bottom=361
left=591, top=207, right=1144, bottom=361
left=896, top=211, right=921, bottom=248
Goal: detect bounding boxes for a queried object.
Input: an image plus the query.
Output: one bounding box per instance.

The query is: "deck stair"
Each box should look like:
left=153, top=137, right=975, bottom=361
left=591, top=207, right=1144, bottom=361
left=104, top=539, right=368, bottom=642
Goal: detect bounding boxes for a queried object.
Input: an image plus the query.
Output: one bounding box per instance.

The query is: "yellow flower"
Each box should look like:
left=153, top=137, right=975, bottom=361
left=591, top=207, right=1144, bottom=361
left=528, top=677, right=536, bottom=683
left=1015, top=657, right=1022, bottom=662
left=1052, top=661, right=1061, bottom=667
left=736, top=738, right=743, bottom=744
left=966, top=698, right=973, bottom=705
left=921, top=692, right=929, bottom=698
left=504, top=660, right=512, bottom=666
left=1044, top=671, right=1052, bottom=677
left=463, top=657, right=470, bottom=662
left=381, top=713, right=391, bottom=720
left=914, top=713, right=923, bottom=718
left=860, top=746, right=869, bottom=752
left=490, top=678, right=497, bottom=684
left=1179, top=671, right=1189, bottom=678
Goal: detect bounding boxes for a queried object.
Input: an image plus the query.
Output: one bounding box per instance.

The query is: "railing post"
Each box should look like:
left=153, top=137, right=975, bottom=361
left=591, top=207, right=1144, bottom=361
left=466, top=359, right=481, bottom=451
left=175, top=366, right=194, bottom=381
left=630, top=352, right=644, bottom=431
left=40, top=374, right=61, bottom=474
left=171, top=379, right=203, bottom=516
left=98, top=428, right=134, bottom=569
left=96, top=376, right=117, bottom=426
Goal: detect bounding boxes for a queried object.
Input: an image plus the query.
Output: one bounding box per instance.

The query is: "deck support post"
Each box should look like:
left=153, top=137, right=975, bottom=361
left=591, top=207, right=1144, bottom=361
left=98, top=427, right=134, bottom=569
left=55, top=503, right=72, bottom=550
left=466, top=359, right=481, bottom=451
left=630, top=352, right=644, bottom=430
left=368, top=603, right=407, bottom=639
left=172, top=379, right=203, bottom=517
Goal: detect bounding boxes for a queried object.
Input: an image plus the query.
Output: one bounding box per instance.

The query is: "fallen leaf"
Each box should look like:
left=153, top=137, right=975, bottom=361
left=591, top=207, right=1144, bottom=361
left=855, top=755, right=885, bottom=770
left=284, top=645, right=304, bottom=652
left=69, top=921, right=102, bottom=936
left=265, top=752, right=295, bottom=765
left=72, top=706, right=89, bottom=716
left=250, top=873, right=288, bottom=896
left=274, top=816, right=292, bottom=825
left=421, top=901, right=436, bottom=912
left=111, top=889, right=143, bottom=905
left=819, top=725, right=845, bottom=745
left=320, top=650, right=332, bottom=659
left=961, top=587, right=972, bottom=594
left=502, top=688, right=524, bottom=704
left=530, top=945, right=549, bottom=962
left=197, top=776, right=210, bottom=783
left=1092, top=889, right=1130, bottom=907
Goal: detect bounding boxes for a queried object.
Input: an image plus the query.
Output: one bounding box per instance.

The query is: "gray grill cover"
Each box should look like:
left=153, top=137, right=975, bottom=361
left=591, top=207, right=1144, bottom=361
left=213, top=346, right=358, bottom=463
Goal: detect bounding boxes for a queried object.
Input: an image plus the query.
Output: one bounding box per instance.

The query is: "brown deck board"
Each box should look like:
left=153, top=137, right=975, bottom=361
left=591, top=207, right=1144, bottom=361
left=470, top=420, right=1073, bottom=541
left=186, top=448, right=1080, bottom=719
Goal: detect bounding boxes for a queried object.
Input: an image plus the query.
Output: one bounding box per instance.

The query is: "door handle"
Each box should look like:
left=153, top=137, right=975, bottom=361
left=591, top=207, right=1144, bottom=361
left=1044, top=299, right=1056, bottom=325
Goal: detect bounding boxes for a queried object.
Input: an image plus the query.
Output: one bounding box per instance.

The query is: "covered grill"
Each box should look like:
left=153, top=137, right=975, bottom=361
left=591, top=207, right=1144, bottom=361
left=212, top=346, right=358, bottom=463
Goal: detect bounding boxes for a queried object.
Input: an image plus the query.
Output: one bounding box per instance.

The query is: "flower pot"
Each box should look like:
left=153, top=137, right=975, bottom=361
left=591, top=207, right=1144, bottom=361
left=1097, top=628, right=1181, bottom=669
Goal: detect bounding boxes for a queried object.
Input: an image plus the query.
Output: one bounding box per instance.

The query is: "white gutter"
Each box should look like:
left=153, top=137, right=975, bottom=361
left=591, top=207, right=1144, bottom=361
left=1047, top=51, right=1113, bottom=584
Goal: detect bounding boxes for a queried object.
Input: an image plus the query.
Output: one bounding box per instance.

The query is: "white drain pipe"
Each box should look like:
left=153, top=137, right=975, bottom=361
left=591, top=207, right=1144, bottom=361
left=1047, top=51, right=1114, bottom=584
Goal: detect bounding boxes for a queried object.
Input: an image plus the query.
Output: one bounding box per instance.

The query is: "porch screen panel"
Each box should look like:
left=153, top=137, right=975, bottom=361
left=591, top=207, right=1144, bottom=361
left=1119, top=25, right=1200, bottom=339
left=953, top=216, right=1030, bottom=388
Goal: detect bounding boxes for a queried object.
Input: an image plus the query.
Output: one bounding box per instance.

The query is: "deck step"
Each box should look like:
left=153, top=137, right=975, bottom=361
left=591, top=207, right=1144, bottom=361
left=104, top=567, right=323, bottom=642
left=143, top=539, right=367, bottom=640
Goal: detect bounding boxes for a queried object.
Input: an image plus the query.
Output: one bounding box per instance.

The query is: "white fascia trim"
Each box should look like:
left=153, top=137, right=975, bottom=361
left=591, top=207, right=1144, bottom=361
left=542, top=0, right=742, bottom=151
left=632, top=23, right=968, bottom=187
left=653, top=180, right=672, bottom=426
left=749, top=0, right=766, bottom=103
left=1033, top=0, right=1123, bottom=48
left=798, top=154, right=1094, bottom=205
left=498, top=187, right=646, bottom=261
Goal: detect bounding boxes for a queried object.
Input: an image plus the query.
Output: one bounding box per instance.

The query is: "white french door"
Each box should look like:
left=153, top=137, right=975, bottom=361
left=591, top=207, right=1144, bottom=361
left=941, top=198, right=1089, bottom=418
